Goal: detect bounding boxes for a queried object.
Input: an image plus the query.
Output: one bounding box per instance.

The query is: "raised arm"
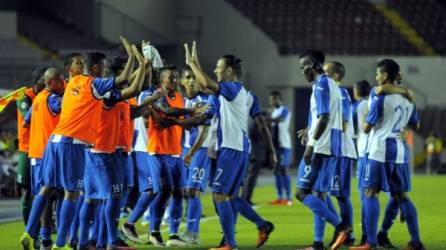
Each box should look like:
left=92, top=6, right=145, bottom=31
left=115, top=37, right=135, bottom=86
left=184, top=41, right=220, bottom=93
left=120, top=45, right=146, bottom=99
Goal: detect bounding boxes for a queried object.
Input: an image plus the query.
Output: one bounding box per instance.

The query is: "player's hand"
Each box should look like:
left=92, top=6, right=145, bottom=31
left=184, top=43, right=192, bottom=65
left=184, top=151, right=194, bottom=166
left=194, top=104, right=211, bottom=114
left=133, top=45, right=145, bottom=65
left=152, top=89, right=166, bottom=100
left=398, top=129, right=408, bottom=141
left=297, top=128, right=308, bottom=145
left=120, top=36, right=133, bottom=56
left=303, top=145, right=314, bottom=165
left=268, top=151, right=278, bottom=169
left=191, top=41, right=198, bottom=62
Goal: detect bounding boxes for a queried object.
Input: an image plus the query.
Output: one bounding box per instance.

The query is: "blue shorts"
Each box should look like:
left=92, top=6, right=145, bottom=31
left=135, top=151, right=153, bottom=192
left=186, top=148, right=211, bottom=192
left=84, top=151, right=124, bottom=200
left=30, top=158, right=42, bottom=196
left=147, top=154, right=186, bottom=192
left=276, top=147, right=292, bottom=168
left=357, top=156, right=367, bottom=189
left=296, top=154, right=335, bottom=193
left=211, top=148, right=249, bottom=196
left=330, top=157, right=354, bottom=197
left=114, top=149, right=134, bottom=188
left=362, top=159, right=411, bottom=193
left=42, top=138, right=86, bottom=192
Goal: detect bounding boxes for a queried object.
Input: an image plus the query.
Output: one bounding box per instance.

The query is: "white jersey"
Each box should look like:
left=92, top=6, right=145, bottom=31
left=183, top=94, right=208, bottom=148
left=354, top=98, right=369, bottom=157
left=307, top=75, right=343, bottom=156
left=339, top=86, right=357, bottom=159
left=133, top=88, right=155, bottom=152
left=271, top=105, right=292, bottom=149
left=205, top=82, right=252, bottom=152
left=366, top=93, right=419, bottom=163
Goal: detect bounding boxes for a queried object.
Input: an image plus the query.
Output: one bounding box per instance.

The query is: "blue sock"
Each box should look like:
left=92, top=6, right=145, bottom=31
left=303, top=195, right=340, bottom=227
left=380, top=197, right=399, bottom=233
left=128, top=192, right=153, bottom=224
left=79, top=201, right=97, bottom=247
left=69, top=194, right=84, bottom=241
left=55, top=199, right=77, bottom=247
left=283, top=174, right=291, bottom=200
left=337, top=197, right=354, bottom=227
left=97, top=202, right=107, bottom=247
left=400, top=199, right=421, bottom=244
left=150, top=192, right=169, bottom=232
left=325, top=196, right=338, bottom=215
left=231, top=197, right=265, bottom=228
left=216, top=201, right=236, bottom=247
left=105, top=197, right=121, bottom=245
left=360, top=190, right=367, bottom=236
left=274, top=172, right=283, bottom=199
left=40, top=227, right=51, bottom=241
left=314, top=214, right=326, bottom=243
left=187, top=196, right=202, bottom=233
left=120, top=190, right=130, bottom=210
left=56, top=194, right=63, bottom=229
left=169, top=194, right=183, bottom=235
left=25, top=195, right=48, bottom=238
left=365, top=196, right=380, bottom=246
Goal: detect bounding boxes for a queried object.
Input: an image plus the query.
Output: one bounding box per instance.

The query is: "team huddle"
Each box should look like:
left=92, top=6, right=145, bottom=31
left=14, top=37, right=424, bottom=250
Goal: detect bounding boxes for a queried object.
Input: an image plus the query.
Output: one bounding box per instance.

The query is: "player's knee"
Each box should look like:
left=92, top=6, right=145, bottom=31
left=39, top=186, right=54, bottom=198
left=64, top=190, right=80, bottom=202
left=365, top=188, right=378, bottom=198
left=392, top=192, right=408, bottom=202
left=213, top=192, right=228, bottom=203
left=283, top=167, right=290, bottom=176
left=336, top=196, right=347, bottom=202
left=188, top=189, right=200, bottom=198
left=295, top=188, right=309, bottom=202
left=316, top=192, right=326, bottom=200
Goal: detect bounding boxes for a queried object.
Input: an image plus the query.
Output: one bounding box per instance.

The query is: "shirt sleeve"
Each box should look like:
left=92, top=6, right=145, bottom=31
left=314, top=78, right=330, bottom=117
left=249, top=94, right=262, bottom=119
left=103, top=90, right=123, bottom=109
left=24, top=108, right=32, bottom=124
left=218, top=82, right=242, bottom=101
left=47, top=94, right=62, bottom=115
left=92, top=77, right=115, bottom=99
left=341, top=88, right=351, bottom=122
left=205, top=95, right=219, bottom=118
left=366, top=95, right=384, bottom=125
left=408, top=105, right=420, bottom=126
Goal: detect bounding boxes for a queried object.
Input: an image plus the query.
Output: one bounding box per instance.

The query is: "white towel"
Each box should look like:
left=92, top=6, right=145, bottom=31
left=142, top=44, right=164, bottom=69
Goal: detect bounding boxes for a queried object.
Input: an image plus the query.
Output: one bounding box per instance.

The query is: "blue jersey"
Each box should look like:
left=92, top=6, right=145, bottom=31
left=183, top=94, right=208, bottom=148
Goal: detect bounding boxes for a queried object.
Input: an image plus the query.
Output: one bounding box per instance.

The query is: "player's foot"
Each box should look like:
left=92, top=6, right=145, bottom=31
left=344, top=238, right=355, bottom=247
left=331, top=223, right=352, bottom=250
left=166, top=235, right=188, bottom=247
left=106, top=238, right=136, bottom=250
left=281, top=199, right=293, bottom=206
left=149, top=232, right=166, bottom=247
left=181, top=231, right=200, bottom=245
left=121, top=223, right=141, bottom=243
left=40, top=240, right=53, bottom=250
left=20, top=232, right=35, bottom=250
left=399, top=208, right=406, bottom=223
left=256, top=221, right=275, bottom=248
left=77, top=243, right=96, bottom=250
left=296, top=241, right=325, bottom=250
left=268, top=199, right=284, bottom=205
left=208, top=244, right=238, bottom=250
left=405, top=241, right=426, bottom=250
left=349, top=243, right=378, bottom=250
left=68, top=239, right=78, bottom=250
left=377, top=232, right=397, bottom=248
left=359, top=235, right=367, bottom=245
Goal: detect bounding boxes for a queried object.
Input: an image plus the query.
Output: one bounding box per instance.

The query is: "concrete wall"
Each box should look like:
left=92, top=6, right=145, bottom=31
left=97, top=0, right=178, bottom=44
left=0, top=12, right=16, bottom=39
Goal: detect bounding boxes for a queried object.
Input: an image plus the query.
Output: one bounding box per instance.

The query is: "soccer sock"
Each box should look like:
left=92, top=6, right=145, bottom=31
left=283, top=174, right=292, bottom=200
left=150, top=191, right=170, bottom=232
left=21, top=191, right=32, bottom=225
left=78, top=201, right=97, bottom=247
left=89, top=204, right=100, bottom=242
left=169, top=193, right=183, bottom=235
left=55, top=199, right=77, bottom=247
left=25, top=195, right=48, bottom=238
left=400, top=199, right=421, bottom=244
left=364, top=196, right=380, bottom=246
left=216, top=201, right=236, bottom=247
left=105, top=197, right=121, bottom=245
left=360, top=190, right=367, bottom=236
left=97, top=202, right=107, bottom=247
left=231, top=197, right=265, bottom=228
left=274, top=172, right=283, bottom=199
left=380, top=197, right=400, bottom=233
left=56, top=193, right=63, bottom=228
left=186, top=196, right=202, bottom=233
left=303, top=194, right=340, bottom=227
left=128, top=192, right=153, bottom=224
left=120, top=190, right=130, bottom=211
left=314, top=214, right=326, bottom=243
left=337, top=197, right=354, bottom=228
left=69, top=194, right=84, bottom=242
left=40, top=227, right=51, bottom=242
left=325, top=195, right=338, bottom=216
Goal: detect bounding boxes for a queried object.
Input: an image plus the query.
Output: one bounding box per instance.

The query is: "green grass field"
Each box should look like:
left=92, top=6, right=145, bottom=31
left=1, top=176, right=445, bottom=249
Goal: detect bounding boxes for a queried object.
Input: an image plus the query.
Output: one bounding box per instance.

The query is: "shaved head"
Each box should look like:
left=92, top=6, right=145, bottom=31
left=44, top=67, right=64, bottom=94
left=44, top=67, right=62, bottom=84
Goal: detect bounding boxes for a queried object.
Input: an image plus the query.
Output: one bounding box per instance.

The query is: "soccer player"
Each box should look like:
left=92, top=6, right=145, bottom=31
left=295, top=50, right=351, bottom=250
left=183, top=42, right=276, bottom=250
left=323, top=61, right=357, bottom=245
left=267, top=90, right=292, bottom=205
left=351, top=59, right=424, bottom=250
left=352, top=79, right=371, bottom=245
left=20, top=36, right=135, bottom=250
left=16, top=68, right=46, bottom=227
left=64, top=52, right=85, bottom=81
left=27, top=68, right=64, bottom=250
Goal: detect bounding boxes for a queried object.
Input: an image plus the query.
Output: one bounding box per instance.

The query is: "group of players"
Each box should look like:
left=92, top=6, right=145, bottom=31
left=13, top=35, right=424, bottom=250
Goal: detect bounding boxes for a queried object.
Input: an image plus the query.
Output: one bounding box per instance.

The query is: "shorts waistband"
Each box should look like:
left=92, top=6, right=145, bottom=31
left=51, top=135, right=89, bottom=145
